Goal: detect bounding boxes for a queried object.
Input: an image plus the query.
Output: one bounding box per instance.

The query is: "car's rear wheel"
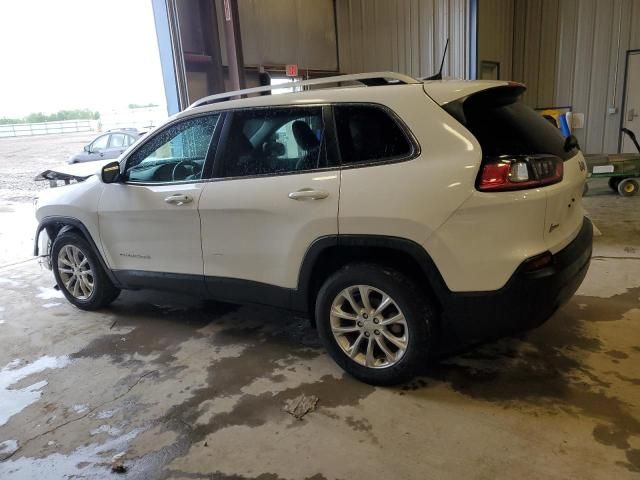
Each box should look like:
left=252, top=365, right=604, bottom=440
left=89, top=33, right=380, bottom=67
left=51, top=231, right=120, bottom=310
left=315, top=263, right=433, bottom=385
left=618, top=178, right=639, bottom=197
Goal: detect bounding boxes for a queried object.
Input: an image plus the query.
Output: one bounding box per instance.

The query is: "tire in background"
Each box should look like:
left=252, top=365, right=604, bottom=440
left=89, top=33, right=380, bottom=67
left=608, top=177, right=621, bottom=192
left=618, top=178, right=639, bottom=197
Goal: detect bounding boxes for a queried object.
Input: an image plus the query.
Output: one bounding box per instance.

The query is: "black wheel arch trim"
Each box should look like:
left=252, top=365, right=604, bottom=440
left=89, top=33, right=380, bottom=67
left=294, top=234, right=451, bottom=312
left=34, top=216, right=122, bottom=288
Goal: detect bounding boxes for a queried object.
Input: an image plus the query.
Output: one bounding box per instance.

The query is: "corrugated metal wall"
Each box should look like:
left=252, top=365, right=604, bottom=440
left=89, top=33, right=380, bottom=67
left=477, top=0, right=514, bottom=80
left=477, top=0, right=558, bottom=106
left=335, top=0, right=471, bottom=78
left=513, top=0, right=560, bottom=107
left=214, top=0, right=338, bottom=70
left=478, top=0, right=640, bottom=153
left=556, top=0, right=640, bottom=153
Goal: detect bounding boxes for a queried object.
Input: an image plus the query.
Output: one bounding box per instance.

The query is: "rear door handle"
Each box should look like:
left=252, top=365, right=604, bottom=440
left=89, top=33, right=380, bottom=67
left=164, top=194, right=193, bottom=206
left=288, top=188, right=329, bottom=200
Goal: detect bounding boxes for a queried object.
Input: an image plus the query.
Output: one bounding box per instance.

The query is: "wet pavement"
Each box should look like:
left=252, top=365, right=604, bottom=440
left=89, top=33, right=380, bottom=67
left=0, top=178, right=639, bottom=479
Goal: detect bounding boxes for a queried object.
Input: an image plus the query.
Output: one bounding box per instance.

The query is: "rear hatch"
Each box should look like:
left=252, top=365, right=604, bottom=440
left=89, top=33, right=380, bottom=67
left=442, top=85, right=586, bottom=251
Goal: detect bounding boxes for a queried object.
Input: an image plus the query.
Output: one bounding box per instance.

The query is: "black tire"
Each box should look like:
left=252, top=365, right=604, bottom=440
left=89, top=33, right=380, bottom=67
left=618, top=178, right=639, bottom=197
left=608, top=177, right=621, bottom=192
left=315, top=263, right=433, bottom=385
left=51, top=231, right=120, bottom=310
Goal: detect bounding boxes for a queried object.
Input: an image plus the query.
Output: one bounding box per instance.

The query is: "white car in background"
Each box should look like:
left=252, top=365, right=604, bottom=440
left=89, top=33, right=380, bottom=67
left=34, top=72, right=592, bottom=385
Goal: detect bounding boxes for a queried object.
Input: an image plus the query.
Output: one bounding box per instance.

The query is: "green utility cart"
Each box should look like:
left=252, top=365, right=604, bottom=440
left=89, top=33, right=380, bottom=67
left=584, top=128, right=640, bottom=197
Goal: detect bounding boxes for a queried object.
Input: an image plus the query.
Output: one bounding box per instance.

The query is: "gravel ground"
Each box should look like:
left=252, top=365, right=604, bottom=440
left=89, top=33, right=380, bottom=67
left=0, top=132, right=96, bottom=203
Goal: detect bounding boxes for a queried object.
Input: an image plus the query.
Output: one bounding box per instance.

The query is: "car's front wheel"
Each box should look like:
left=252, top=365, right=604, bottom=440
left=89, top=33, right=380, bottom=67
left=315, top=263, right=433, bottom=385
left=51, top=231, right=120, bottom=310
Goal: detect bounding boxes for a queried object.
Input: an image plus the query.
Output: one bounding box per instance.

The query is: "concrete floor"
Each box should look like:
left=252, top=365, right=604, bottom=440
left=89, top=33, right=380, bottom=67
left=0, top=178, right=639, bottom=479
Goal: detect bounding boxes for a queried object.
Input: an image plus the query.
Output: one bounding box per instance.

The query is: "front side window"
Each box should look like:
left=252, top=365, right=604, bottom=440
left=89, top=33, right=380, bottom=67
left=124, top=114, right=219, bottom=183
left=334, top=105, right=412, bottom=165
left=219, top=107, right=325, bottom=178
left=91, top=135, right=109, bottom=152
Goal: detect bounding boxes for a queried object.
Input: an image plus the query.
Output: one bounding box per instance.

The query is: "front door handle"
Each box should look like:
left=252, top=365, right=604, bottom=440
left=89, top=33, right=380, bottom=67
left=629, top=108, right=639, bottom=122
left=164, top=194, right=193, bottom=206
left=288, top=188, right=329, bottom=201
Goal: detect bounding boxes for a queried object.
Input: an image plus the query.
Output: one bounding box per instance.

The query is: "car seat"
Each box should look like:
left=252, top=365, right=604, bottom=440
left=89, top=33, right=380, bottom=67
left=292, top=121, right=320, bottom=170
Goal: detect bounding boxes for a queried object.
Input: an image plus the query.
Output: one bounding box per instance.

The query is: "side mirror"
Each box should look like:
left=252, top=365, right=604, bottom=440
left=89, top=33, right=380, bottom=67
left=84, top=145, right=90, bottom=153
left=101, top=161, right=121, bottom=184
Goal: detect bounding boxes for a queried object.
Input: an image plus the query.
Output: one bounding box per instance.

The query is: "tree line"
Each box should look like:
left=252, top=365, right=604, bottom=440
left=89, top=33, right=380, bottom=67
left=0, top=109, right=100, bottom=125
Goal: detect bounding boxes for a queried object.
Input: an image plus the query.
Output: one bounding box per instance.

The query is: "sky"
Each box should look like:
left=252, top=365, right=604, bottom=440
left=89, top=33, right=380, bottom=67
left=0, top=0, right=166, bottom=118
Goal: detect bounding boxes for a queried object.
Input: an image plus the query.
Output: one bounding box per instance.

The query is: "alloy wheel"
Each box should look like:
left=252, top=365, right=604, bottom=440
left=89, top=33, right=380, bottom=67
left=329, top=285, right=409, bottom=369
left=57, top=245, right=94, bottom=300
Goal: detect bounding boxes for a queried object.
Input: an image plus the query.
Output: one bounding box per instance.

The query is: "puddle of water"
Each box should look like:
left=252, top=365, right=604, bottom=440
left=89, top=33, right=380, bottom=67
left=0, top=356, right=71, bottom=427
left=0, top=428, right=143, bottom=479
left=35, top=286, right=64, bottom=300
left=72, top=404, right=89, bottom=414
left=0, top=440, right=18, bottom=456
left=36, top=287, right=64, bottom=300
left=96, top=409, right=116, bottom=419
left=90, top=424, right=122, bottom=437
left=42, top=302, right=61, bottom=309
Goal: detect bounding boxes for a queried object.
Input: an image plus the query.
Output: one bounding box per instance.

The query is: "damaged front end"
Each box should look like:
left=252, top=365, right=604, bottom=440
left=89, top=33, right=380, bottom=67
left=34, top=160, right=111, bottom=188
left=35, top=227, right=53, bottom=270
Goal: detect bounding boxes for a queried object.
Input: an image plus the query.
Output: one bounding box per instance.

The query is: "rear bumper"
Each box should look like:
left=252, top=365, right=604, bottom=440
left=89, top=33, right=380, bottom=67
left=441, top=217, right=593, bottom=346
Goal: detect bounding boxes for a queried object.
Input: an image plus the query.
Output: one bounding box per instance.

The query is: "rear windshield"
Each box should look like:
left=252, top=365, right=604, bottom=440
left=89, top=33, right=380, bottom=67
left=444, top=86, right=577, bottom=161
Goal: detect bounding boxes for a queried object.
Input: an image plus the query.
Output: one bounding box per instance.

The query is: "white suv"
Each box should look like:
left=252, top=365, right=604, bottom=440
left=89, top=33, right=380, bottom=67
left=34, top=72, right=592, bottom=385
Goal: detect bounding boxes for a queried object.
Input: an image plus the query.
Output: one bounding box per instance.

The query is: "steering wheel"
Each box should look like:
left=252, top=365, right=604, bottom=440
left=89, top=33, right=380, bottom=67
left=172, top=159, right=202, bottom=181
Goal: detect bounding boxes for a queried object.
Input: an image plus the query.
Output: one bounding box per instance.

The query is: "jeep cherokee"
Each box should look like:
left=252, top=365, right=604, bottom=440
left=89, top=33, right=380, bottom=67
left=34, top=72, right=592, bottom=385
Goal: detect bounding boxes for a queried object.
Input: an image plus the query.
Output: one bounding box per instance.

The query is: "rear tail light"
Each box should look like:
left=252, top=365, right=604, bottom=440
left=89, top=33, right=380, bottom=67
left=477, top=155, right=563, bottom=192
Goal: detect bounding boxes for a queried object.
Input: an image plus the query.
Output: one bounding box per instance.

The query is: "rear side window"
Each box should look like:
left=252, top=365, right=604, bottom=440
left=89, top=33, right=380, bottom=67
left=334, top=105, right=412, bottom=165
left=219, top=106, right=325, bottom=178
left=447, top=86, right=577, bottom=160
left=109, top=133, right=126, bottom=148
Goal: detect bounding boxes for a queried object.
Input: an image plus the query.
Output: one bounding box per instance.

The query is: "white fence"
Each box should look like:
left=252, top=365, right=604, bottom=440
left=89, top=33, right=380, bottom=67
left=99, top=106, right=167, bottom=132
left=0, top=119, right=98, bottom=138
left=0, top=106, right=167, bottom=139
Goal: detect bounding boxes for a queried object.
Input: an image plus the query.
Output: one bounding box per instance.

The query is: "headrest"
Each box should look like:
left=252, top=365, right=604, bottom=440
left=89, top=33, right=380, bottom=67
left=292, top=121, right=319, bottom=151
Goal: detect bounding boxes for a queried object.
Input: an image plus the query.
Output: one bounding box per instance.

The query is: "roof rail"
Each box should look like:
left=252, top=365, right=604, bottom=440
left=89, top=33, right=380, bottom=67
left=187, top=71, right=420, bottom=110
